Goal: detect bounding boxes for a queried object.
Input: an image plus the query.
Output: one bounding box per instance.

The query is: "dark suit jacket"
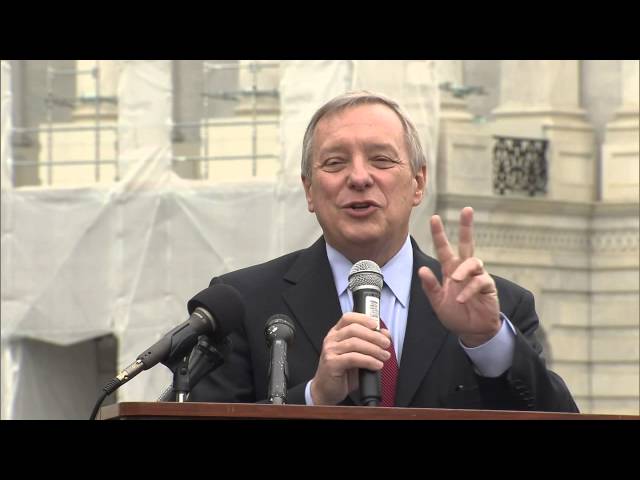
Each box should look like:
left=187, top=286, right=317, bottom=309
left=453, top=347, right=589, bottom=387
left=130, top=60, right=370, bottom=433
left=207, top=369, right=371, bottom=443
left=189, top=236, right=578, bottom=412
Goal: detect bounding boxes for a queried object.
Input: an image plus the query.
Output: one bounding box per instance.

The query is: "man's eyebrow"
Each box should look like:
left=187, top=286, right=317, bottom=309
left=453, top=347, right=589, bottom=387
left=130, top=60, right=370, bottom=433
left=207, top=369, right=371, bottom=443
left=363, top=143, right=400, bottom=155
left=317, top=142, right=400, bottom=156
left=317, top=143, right=350, bottom=157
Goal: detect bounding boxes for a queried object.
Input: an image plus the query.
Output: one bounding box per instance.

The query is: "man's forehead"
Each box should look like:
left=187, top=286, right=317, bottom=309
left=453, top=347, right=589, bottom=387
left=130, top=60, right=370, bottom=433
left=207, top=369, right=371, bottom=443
left=315, top=104, right=405, bottom=142
left=318, top=102, right=402, bottom=128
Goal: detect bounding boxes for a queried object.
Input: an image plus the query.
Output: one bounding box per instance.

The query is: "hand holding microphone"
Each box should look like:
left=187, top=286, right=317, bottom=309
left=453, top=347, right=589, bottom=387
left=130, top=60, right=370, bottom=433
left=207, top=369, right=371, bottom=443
left=309, top=260, right=391, bottom=406
left=348, top=260, right=384, bottom=407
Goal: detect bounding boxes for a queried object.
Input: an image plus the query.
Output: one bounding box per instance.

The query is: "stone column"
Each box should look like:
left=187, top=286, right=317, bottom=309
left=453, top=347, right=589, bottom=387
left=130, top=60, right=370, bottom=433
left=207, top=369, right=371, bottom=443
left=435, top=60, right=494, bottom=198
left=591, top=60, right=640, bottom=414
left=491, top=60, right=596, bottom=202
left=601, top=60, right=639, bottom=201
left=436, top=60, right=473, bottom=123
left=73, top=60, right=119, bottom=120
left=8, top=61, right=40, bottom=186
left=588, top=201, right=640, bottom=414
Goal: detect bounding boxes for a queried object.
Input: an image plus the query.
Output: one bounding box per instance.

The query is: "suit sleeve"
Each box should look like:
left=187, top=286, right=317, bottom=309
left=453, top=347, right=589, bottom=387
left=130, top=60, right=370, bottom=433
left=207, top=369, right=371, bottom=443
left=476, top=282, right=579, bottom=412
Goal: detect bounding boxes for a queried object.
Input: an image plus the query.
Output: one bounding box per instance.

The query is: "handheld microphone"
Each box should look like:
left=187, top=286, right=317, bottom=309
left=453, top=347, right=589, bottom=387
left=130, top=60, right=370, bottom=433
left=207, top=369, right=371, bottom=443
left=264, top=314, right=295, bottom=405
left=102, top=284, right=245, bottom=396
left=348, top=260, right=384, bottom=407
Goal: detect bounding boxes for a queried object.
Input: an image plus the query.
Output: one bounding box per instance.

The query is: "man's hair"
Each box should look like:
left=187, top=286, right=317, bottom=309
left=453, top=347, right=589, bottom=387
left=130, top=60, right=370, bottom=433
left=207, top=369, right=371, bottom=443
left=301, top=90, right=427, bottom=178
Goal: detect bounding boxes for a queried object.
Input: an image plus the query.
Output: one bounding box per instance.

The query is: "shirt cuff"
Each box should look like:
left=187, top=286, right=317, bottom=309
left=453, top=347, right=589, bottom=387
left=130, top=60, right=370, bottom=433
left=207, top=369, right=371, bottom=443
left=459, top=313, right=517, bottom=378
left=304, top=380, right=315, bottom=405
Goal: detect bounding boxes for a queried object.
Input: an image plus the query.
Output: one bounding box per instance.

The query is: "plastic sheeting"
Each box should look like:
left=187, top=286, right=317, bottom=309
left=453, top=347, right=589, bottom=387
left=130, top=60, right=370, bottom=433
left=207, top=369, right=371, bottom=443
left=1, top=60, right=439, bottom=418
left=1, top=61, right=12, bottom=189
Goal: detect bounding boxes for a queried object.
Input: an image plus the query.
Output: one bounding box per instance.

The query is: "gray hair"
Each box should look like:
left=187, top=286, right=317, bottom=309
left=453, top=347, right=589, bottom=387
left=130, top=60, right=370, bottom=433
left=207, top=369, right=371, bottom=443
left=301, top=90, right=427, bottom=178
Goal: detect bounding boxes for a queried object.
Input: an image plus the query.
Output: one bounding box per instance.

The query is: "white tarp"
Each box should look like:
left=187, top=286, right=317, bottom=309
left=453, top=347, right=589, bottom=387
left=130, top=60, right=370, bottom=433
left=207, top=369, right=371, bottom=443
left=1, top=60, right=439, bottom=418
left=1, top=61, right=12, bottom=189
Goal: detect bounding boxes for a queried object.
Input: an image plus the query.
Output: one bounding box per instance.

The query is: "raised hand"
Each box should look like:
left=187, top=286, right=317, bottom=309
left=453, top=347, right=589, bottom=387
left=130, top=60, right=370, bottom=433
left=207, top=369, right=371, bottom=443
left=418, top=207, right=501, bottom=347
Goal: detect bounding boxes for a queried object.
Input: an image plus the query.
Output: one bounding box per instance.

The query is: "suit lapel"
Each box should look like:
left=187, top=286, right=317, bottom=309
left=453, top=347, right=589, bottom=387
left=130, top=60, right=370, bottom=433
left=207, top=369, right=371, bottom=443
left=282, top=237, right=342, bottom=357
left=279, top=237, right=367, bottom=405
left=395, top=240, right=450, bottom=407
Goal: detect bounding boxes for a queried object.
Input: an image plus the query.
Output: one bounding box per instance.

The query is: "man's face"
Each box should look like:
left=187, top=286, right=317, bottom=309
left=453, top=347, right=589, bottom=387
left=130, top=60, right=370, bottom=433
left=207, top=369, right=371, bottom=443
left=302, top=103, right=426, bottom=264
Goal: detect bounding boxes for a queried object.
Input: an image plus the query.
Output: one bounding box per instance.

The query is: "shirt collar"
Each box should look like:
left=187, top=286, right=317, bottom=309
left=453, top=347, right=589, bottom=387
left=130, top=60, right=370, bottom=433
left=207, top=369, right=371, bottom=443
left=325, top=241, right=353, bottom=298
left=381, top=236, right=413, bottom=308
left=325, top=236, right=413, bottom=308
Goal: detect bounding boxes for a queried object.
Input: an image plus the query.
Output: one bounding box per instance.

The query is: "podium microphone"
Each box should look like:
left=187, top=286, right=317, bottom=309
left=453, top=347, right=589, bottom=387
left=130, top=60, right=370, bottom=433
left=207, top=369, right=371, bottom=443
left=265, top=314, right=295, bottom=405
left=348, top=260, right=384, bottom=407
left=90, top=283, right=245, bottom=419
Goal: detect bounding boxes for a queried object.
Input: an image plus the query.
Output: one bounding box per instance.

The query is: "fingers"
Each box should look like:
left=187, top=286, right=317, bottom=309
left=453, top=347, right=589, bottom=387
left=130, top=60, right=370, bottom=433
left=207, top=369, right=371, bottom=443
left=334, top=312, right=379, bottom=331
left=334, top=313, right=391, bottom=348
left=430, top=215, right=456, bottom=267
left=324, top=312, right=392, bottom=370
left=455, top=272, right=496, bottom=304
left=458, top=206, right=474, bottom=259
left=451, top=257, right=484, bottom=282
left=330, top=350, right=389, bottom=371
left=312, top=313, right=392, bottom=405
left=319, top=343, right=387, bottom=374
left=450, top=257, right=491, bottom=303
left=431, top=207, right=475, bottom=269
left=333, top=328, right=392, bottom=354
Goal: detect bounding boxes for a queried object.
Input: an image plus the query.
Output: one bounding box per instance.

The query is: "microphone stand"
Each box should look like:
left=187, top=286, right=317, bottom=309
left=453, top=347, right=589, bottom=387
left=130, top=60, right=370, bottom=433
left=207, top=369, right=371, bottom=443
left=161, top=354, right=190, bottom=402
left=174, top=356, right=190, bottom=402
left=158, top=335, right=230, bottom=402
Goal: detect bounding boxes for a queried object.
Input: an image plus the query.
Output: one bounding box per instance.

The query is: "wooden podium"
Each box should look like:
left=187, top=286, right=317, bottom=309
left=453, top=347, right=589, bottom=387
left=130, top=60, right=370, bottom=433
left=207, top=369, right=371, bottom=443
left=98, top=402, right=639, bottom=420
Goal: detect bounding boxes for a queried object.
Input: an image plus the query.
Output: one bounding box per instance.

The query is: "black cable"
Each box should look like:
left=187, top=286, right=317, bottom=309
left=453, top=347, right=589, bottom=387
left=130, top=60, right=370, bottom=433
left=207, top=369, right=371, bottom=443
left=89, top=377, right=121, bottom=420
left=89, top=390, right=109, bottom=420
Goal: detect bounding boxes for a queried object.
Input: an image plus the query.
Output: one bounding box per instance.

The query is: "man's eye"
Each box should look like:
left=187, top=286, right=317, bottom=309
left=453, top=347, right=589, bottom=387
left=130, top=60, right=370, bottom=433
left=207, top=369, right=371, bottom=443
left=322, top=159, right=346, bottom=170
left=372, top=157, right=396, bottom=168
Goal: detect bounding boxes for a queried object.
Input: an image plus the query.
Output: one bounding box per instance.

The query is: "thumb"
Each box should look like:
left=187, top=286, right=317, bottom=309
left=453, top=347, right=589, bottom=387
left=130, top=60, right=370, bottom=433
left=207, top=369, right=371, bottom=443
left=347, top=368, right=359, bottom=393
left=418, top=266, right=442, bottom=304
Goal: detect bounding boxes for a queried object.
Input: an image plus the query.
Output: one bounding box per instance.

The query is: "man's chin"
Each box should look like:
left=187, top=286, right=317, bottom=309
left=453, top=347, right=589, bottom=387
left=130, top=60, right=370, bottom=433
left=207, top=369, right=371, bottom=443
left=333, top=230, right=384, bottom=254
left=339, top=225, right=381, bottom=243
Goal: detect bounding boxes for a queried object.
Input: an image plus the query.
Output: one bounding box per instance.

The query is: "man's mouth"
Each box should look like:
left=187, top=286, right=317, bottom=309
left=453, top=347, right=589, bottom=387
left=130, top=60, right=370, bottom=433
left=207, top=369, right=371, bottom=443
left=350, top=203, right=371, bottom=210
left=344, top=201, right=379, bottom=210
left=342, top=201, right=379, bottom=216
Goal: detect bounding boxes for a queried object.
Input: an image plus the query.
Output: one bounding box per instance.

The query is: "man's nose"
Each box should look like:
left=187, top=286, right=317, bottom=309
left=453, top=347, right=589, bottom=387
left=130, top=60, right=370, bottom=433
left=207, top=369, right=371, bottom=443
left=347, top=158, right=373, bottom=189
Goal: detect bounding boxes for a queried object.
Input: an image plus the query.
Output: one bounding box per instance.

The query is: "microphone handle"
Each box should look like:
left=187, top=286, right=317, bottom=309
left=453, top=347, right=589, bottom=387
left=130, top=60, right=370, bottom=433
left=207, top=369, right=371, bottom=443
left=140, top=307, right=213, bottom=371
left=105, top=308, right=214, bottom=396
left=353, top=287, right=382, bottom=407
left=268, top=339, right=288, bottom=404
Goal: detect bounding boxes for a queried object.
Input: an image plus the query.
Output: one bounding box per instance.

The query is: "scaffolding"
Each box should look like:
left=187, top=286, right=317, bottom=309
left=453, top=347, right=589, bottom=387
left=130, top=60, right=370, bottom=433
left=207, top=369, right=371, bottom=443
left=172, top=61, right=281, bottom=179
left=9, top=61, right=283, bottom=186
left=10, top=61, right=119, bottom=186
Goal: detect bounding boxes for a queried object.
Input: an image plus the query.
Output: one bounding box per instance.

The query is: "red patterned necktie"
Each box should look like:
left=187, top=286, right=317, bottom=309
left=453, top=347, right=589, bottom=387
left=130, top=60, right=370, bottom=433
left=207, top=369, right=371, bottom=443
left=379, top=319, right=398, bottom=407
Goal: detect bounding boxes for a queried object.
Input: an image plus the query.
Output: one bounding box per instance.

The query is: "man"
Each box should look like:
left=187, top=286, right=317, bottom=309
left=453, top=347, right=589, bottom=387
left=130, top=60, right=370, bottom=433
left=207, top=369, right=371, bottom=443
left=189, top=91, right=578, bottom=412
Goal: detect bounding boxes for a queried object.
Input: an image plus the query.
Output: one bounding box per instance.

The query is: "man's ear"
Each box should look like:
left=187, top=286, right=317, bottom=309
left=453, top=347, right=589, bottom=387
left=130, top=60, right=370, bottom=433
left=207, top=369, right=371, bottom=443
left=413, top=165, right=427, bottom=206
left=301, top=175, right=315, bottom=213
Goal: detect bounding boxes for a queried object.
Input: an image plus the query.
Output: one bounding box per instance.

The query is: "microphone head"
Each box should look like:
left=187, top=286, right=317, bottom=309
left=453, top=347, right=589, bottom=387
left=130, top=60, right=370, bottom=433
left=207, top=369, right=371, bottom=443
left=348, top=260, right=383, bottom=292
left=187, top=284, right=245, bottom=340
left=265, top=314, right=295, bottom=346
